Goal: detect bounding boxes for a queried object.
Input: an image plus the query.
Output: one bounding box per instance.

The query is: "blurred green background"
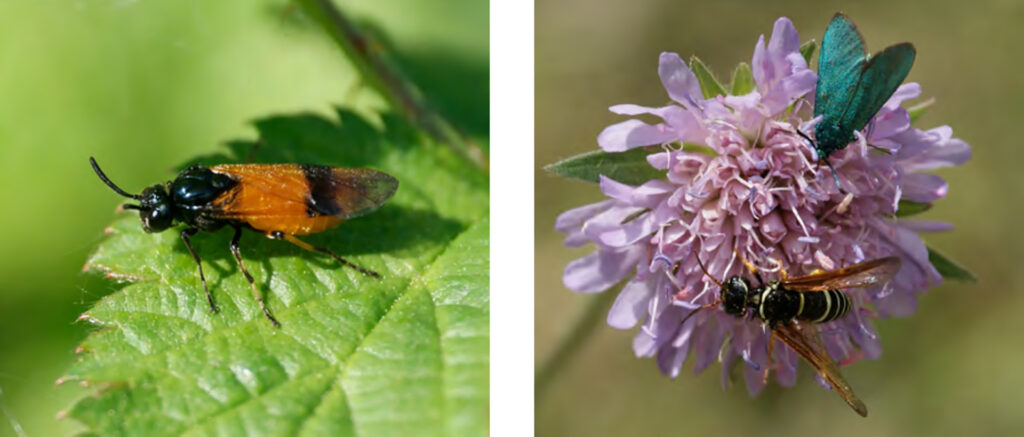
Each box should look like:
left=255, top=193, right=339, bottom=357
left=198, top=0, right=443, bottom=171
left=0, top=1, right=486, bottom=435
left=536, top=0, right=1018, bottom=435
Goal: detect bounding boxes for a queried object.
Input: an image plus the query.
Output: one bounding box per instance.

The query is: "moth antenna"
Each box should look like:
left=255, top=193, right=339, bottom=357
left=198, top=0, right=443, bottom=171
left=90, top=157, right=142, bottom=200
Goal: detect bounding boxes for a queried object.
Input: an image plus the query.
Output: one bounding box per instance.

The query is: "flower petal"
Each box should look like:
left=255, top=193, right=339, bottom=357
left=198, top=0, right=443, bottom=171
left=597, top=202, right=678, bottom=248
left=659, top=52, right=703, bottom=106
left=901, top=173, right=948, bottom=203
left=898, top=219, right=953, bottom=233
left=760, top=66, right=816, bottom=115
left=657, top=333, right=691, bottom=378
left=768, top=17, right=801, bottom=61
left=869, top=107, right=910, bottom=142
left=608, top=277, right=656, bottom=329
left=555, top=200, right=614, bottom=233
left=883, top=82, right=922, bottom=112
left=563, top=247, right=642, bottom=294
left=633, top=329, right=658, bottom=357
left=599, top=176, right=674, bottom=207
left=898, top=126, right=971, bottom=172
left=753, top=17, right=812, bottom=114
left=556, top=200, right=616, bottom=247
left=597, top=119, right=677, bottom=152
left=876, top=287, right=919, bottom=317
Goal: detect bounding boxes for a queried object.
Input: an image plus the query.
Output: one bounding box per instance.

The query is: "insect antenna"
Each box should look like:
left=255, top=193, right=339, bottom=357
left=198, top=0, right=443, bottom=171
left=679, top=255, right=724, bottom=327
left=695, top=254, right=723, bottom=287
left=90, top=157, right=143, bottom=200
left=795, top=129, right=816, bottom=150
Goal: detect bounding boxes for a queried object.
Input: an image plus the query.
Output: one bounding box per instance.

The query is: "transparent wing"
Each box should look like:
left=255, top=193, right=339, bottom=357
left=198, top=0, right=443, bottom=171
left=784, top=257, right=901, bottom=292
left=774, top=322, right=868, bottom=417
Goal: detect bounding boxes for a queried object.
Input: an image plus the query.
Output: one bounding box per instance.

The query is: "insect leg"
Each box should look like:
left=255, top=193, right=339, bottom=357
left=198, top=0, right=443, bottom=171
left=272, top=232, right=380, bottom=278
left=777, top=261, right=789, bottom=282
left=823, top=157, right=846, bottom=194
left=795, top=129, right=815, bottom=150
left=733, top=249, right=764, bottom=286
left=180, top=228, right=216, bottom=313
left=230, top=226, right=280, bottom=327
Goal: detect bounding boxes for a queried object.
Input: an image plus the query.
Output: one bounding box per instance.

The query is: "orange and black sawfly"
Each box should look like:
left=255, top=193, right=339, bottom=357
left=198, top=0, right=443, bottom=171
left=683, top=252, right=901, bottom=417
left=90, top=157, right=398, bottom=327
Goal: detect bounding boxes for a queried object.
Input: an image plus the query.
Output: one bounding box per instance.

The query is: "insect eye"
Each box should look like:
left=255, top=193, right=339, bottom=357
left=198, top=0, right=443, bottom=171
left=140, top=203, right=173, bottom=232
left=137, top=185, right=174, bottom=232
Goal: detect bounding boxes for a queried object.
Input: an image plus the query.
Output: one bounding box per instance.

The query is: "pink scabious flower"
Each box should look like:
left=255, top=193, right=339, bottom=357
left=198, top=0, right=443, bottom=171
left=556, top=17, right=970, bottom=394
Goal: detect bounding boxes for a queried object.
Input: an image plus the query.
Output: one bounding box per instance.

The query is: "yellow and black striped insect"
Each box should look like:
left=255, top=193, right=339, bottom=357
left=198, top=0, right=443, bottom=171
left=90, top=157, right=398, bottom=327
left=684, top=253, right=901, bottom=417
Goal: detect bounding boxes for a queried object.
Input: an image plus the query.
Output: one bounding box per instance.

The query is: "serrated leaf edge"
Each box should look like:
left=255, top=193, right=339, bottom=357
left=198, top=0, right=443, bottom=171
left=66, top=217, right=489, bottom=435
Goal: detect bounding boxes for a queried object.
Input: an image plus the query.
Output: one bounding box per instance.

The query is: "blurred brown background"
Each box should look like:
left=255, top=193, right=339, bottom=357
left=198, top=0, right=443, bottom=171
left=536, top=0, right=1020, bottom=435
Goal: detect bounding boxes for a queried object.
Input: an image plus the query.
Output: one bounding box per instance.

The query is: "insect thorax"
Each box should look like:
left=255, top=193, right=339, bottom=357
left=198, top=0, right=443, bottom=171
left=169, top=165, right=238, bottom=231
left=756, top=282, right=801, bottom=325
left=813, top=122, right=855, bottom=158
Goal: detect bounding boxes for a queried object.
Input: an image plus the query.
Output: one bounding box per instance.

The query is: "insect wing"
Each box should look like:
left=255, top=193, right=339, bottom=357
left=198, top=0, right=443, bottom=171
left=310, top=167, right=399, bottom=219
left=814, top=13, right=867, bottom=120
left=838, top=43, right=915, bottom=135
left=783, top=257, right=901, bottom=292
left=211, top=164, right=397, bottom=219
left=774, top=322, right=868, bottom=417
left=208, top=164, right=397, bottom=235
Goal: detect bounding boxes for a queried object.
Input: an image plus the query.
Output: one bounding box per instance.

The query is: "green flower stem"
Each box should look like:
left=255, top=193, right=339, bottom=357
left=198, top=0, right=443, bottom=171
left=296, top=0, right=488, bottom=171
left=536, top=288, right=618, bottom=402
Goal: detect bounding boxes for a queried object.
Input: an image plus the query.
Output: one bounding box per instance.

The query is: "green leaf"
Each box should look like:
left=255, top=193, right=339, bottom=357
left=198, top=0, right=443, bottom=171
left=908, top=97, right=936, bottom=124
left=730, top=62, right=755, bottom=95
left=545, top=147, right=665, bottom=185
left=896, top=200, right=932, bottom=217
left=800, top=39, right=817, bottom=65
left=66, top=109, right=489, bottom=437
left=927, top=245, right=977, bottom=282
left=689, top=56, right=727, bottom=99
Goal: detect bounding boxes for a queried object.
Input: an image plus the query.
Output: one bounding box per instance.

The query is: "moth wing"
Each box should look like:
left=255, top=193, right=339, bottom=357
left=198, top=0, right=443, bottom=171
left=838, top=43, right=916, bottom=134
left=815, top=13, right=867, bottom=120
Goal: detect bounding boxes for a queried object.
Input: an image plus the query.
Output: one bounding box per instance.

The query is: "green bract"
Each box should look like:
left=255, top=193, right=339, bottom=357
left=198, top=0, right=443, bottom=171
left=544, top=148, right=666, bottom=185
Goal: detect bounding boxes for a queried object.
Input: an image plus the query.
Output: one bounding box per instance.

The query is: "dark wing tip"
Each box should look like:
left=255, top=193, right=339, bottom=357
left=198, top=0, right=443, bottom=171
left=364, top=171, right=398, bottom=205
left=337, top=169, right=398, bottom=219
left=876, top=256, right=903, bottom=276
left=829, top=12, right=855, bottom=28
left=898, top=42, right=917, bottom=53
left=855, top=401, right=869, bottom=417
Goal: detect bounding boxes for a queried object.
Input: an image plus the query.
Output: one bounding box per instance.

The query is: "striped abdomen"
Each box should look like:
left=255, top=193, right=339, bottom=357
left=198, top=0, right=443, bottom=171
left=795, top=289, right=851, bottom=323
